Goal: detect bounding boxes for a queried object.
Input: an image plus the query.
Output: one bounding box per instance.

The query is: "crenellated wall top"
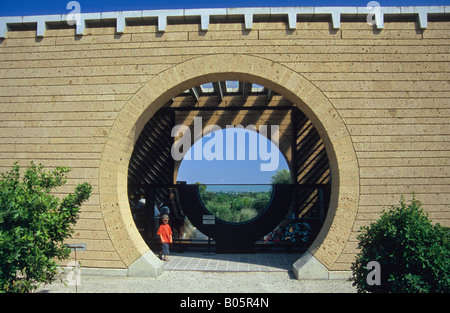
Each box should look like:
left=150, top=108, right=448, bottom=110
left=1, top=6, right=449, bottom=38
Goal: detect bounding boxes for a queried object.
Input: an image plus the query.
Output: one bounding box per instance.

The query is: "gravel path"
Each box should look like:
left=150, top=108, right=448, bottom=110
left=37, top=270, right=356, bottom=293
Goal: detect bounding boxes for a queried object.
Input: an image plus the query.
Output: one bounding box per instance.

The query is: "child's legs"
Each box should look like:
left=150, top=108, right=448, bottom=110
left=161, top=242, right=170, bottom=256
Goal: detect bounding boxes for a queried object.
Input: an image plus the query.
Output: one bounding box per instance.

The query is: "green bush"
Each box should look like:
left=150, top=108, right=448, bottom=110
left=350, top=195, right=449, bottom=293
left=0, top=162, right=92, bottom=293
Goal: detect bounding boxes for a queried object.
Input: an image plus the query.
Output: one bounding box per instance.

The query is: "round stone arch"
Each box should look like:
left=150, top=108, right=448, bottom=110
left=98, top=54, right=359, bottom=278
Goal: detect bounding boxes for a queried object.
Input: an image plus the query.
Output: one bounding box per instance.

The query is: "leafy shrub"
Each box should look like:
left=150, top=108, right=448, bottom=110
left=0, top=162, right=92, bottom=293
left=350, top=195, right=449, bottom=293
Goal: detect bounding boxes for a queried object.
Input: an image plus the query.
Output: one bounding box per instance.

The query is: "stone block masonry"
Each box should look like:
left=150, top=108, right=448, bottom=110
left=0, top=6, right=448, bottom=278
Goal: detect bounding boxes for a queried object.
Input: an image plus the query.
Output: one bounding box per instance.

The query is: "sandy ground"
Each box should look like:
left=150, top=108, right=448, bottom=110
left=37, top=270, right=357, bottom=293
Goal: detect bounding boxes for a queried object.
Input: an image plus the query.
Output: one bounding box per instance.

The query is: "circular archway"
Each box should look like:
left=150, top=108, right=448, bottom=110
left=176, top=127, right=291, bottom=224
left=128, top=88, right=331, bottom=255
left=174, top=127, right=294, bottom=253
left=98, top=54, right=359, bottom=278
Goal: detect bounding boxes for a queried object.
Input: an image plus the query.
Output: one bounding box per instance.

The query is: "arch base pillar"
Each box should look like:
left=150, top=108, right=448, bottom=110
left=293, top=252, right=351, bottom=280
left=127, top=251, right=164, bottom=277
left=293, top=252, right=329, bottom=280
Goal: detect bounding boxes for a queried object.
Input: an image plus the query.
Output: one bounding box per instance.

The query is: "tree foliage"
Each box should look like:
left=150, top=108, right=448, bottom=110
left=199, top=188, right=271, bottom=223
left=270, top=168, right=292, bottom=184
left=197, top=169, right=292, bottom=223
left=350, top=195, right=449, bottom=293
left=0, top=162, right=92, bottom=293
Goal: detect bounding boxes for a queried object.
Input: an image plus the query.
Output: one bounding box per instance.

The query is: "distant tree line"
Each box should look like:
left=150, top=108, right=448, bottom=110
left=198, top=169, right=292, bottom=223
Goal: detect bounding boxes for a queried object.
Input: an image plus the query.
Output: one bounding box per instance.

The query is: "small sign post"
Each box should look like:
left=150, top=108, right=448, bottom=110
left=202, top=215, right=215, bottom=255
left=66, top=243, right=86, bottom=293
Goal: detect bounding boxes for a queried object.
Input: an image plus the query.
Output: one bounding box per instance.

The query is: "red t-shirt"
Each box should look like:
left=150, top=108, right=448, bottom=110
left=157, top=224, right=172, bottom=243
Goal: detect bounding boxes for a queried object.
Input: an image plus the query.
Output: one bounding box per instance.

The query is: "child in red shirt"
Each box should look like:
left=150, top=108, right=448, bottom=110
left=157, top=214, right=172, bottom=261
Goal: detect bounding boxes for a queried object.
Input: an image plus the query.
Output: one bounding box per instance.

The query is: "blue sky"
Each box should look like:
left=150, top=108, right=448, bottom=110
left=177, top=129, right=289, bottom=184
left=0, top=0, right=448, bottom=16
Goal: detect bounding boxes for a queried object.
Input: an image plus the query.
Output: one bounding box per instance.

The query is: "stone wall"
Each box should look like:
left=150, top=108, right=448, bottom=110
left=0, top=10, right=448, bottom=276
